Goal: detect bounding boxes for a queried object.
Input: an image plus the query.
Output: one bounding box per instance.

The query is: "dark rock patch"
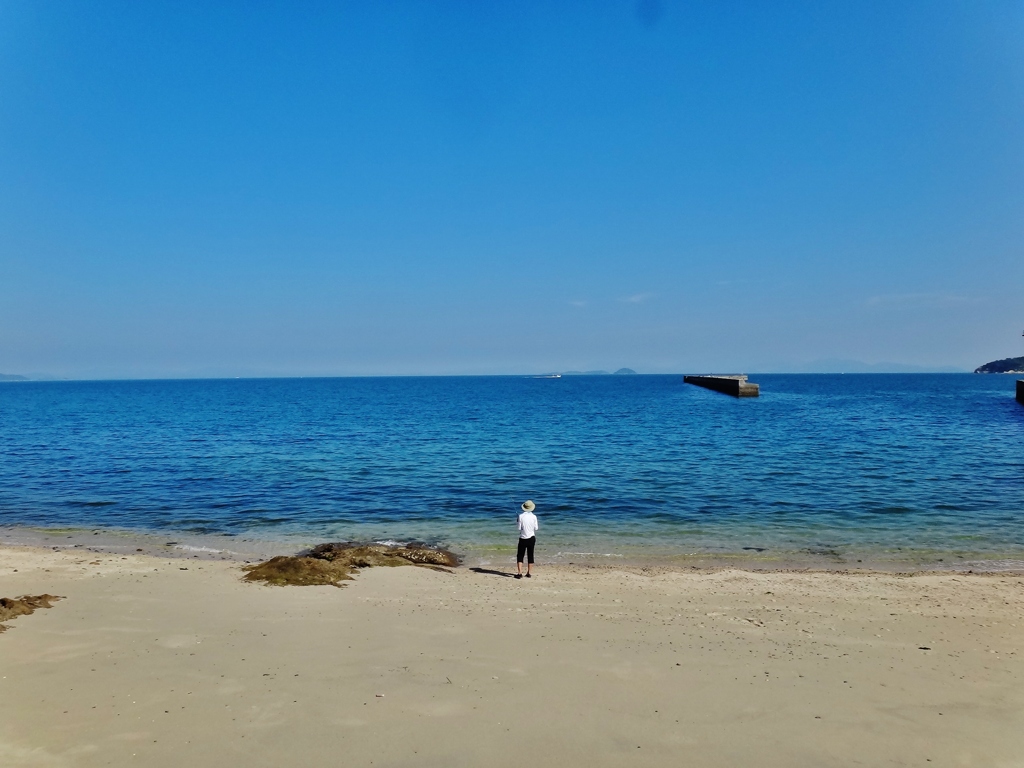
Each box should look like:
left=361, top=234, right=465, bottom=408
left=0, top=594, right=63, bottom=633
left=243, top=542, right=459, bottom=587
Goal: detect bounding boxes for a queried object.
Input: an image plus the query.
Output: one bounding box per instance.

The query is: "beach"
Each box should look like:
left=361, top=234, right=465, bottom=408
left=5, top=2, right=1023, bottom=765
left=2, top=545, right=1022, bottom=767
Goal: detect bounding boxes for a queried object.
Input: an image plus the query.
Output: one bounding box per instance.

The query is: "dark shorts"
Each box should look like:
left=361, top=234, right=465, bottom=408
left=516, top=536, right=536, bottom=564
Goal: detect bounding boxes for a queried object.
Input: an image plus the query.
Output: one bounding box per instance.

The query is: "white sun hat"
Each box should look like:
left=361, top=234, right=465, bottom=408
left=521, top=500, right=536, bottom=513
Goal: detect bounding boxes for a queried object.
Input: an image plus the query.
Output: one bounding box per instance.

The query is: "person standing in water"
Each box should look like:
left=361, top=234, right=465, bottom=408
left=516, top=500, right=539, bottom=579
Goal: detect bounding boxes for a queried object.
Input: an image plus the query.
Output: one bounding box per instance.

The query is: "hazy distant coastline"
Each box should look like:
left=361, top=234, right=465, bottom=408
left=751, top=360, right=967, bottom=374
left=2, top=365, right=993, bottom=381
left=0, top=373, right=70, bottom=382
left=542, top=368, right=637, bottom=376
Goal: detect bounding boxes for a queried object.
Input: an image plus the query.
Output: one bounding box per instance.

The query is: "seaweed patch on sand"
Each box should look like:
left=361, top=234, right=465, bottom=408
left=0, top=594, right=63, bottom=633
left=242, top=542, right=459, bottom=587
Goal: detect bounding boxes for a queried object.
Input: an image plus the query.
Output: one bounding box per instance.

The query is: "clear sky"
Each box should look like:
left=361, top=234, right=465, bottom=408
left=1, top=1, right=1022, bottom=378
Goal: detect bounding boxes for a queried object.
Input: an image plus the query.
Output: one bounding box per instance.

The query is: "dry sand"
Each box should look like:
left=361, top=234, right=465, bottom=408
left=1, top=545, right=1022, bottom=768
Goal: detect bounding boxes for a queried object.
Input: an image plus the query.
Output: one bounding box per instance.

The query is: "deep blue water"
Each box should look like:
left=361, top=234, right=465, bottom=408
left=1, top=375, right=1023, bottom=565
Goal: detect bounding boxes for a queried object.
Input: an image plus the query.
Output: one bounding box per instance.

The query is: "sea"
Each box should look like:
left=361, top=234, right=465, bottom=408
left=1, top=374, right=1022, bottom=571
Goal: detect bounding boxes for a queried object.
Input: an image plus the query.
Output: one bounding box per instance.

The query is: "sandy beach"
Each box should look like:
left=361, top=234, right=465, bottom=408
left=1, top=545, right=1022, bottom=768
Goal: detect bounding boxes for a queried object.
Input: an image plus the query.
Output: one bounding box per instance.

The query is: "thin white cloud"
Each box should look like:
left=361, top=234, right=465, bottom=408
left=569, top=300, right=587, bottom=307
left=865, top=292, right=977, bottom=309
left=619, top=292, right=654, bottom=304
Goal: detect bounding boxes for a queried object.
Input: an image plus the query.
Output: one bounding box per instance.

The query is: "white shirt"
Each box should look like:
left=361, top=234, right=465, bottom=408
left=517, top=511, right=539, bottom=539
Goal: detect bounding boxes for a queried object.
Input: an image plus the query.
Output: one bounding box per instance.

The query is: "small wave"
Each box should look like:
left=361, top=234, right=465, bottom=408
left=374, top=539, right=408, bottom=547
left=955, top=559, right=1024, bottom=572
left=173, top=545, right=223, bottom=554
left=554, top=551, right=624, bottom=558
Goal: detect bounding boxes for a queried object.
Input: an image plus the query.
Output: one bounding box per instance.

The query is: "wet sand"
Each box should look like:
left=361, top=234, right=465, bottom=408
left=1, top=544, right=1022, bottom=767
left=6, top=524, right=1024, bottom=574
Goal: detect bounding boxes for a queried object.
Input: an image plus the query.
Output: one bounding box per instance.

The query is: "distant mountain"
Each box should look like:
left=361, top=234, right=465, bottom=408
left=613, top=368, right=637, bottom=375
left=975, top=356, right=1024, bottom=374
left=0, top=373, right=28, bottom=381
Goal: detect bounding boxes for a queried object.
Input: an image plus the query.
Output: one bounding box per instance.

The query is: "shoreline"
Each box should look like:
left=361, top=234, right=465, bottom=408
left=2, top=523, right=1023, bottom=576
left=1, top=543, right=1022, bottom=767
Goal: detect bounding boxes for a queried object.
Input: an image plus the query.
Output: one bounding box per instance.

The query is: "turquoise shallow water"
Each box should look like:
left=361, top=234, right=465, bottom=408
left=1, top=374, right=1022, bottom=568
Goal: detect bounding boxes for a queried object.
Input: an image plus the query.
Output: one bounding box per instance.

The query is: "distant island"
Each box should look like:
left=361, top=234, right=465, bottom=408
left=0, top=373, right=28, bottom=382
left=547, top=368, right=637, bottom=376
left=974, top=357, right=1024, bottom=374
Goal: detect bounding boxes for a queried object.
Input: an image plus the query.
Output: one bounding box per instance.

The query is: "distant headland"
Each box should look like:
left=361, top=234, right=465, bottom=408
left=974, top=357, right=1024, bottom=374
left=0, top=373, right=28, bottom=382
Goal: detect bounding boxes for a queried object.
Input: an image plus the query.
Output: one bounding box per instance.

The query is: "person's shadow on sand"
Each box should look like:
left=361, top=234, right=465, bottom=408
left=469, top=567, right=515, bottom=578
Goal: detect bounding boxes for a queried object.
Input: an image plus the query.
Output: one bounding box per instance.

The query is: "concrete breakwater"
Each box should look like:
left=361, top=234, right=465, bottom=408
left=684, top=375, right=760, bottom=398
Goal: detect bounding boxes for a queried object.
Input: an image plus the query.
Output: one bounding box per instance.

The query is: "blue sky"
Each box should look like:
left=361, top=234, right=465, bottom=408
left=1, top=0, right=1022, bottom=377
